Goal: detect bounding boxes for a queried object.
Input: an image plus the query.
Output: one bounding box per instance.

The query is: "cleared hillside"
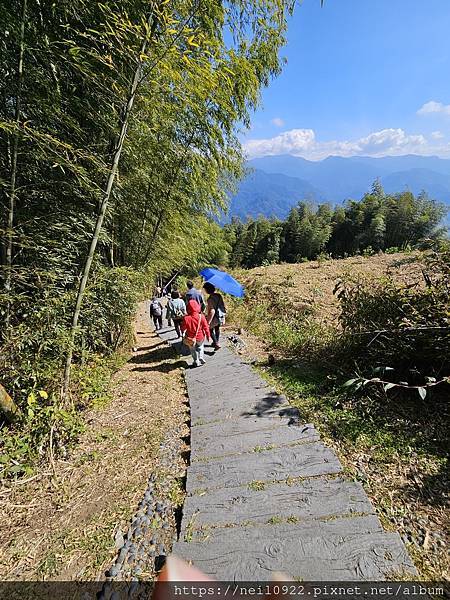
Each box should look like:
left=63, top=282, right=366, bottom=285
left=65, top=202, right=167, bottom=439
left=234, top=251, right=425, bottom=326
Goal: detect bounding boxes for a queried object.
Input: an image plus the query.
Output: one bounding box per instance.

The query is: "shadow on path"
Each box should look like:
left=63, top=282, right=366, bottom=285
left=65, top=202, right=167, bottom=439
left=132, top=360, right=188, bottom=374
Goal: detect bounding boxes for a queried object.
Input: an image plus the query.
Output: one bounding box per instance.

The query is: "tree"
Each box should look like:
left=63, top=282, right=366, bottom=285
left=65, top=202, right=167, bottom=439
left=0, top=0, right=296, bottom=415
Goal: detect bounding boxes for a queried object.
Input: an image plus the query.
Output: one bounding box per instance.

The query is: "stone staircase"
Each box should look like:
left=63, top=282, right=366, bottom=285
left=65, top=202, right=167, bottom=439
left=157, top=324, right=416, bottom=581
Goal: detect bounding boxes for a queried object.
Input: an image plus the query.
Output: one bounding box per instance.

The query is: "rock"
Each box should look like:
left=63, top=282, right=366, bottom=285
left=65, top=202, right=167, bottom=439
left=108, top=565, right=119, bottom=578
left=118, top=548, right=127, bottom=562
left=114, top=529, right=125, bottom=549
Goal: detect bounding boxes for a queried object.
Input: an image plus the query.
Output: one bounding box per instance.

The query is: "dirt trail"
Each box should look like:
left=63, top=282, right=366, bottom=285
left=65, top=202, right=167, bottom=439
left=0, top=302, right=187, bottom=580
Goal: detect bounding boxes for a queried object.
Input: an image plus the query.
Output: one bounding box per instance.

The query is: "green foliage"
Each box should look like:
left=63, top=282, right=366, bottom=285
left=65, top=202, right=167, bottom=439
left=335, top=247, right=450, bottom=386
left=0, top=390, right=84, bottom=478
left=226, top=186, right=447, bottom=268
left=266, top=362, right=447, bottom=469
left=228, top=275, right=335, bottom=358
left=0, top=351, right=126, bottom=477
left=1, top=0, right=294, bottom=474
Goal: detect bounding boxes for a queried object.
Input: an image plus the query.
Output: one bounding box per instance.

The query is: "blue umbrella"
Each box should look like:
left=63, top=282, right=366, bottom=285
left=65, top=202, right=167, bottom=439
left=199, top=267, right=244, bottom=298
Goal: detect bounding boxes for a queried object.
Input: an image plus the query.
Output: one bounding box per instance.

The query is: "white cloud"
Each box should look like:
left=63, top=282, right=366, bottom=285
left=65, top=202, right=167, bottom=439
left=417, top=100, right=450, bottom=116
left=431, top=130, right=444, bottom=140
left=271, top=117, right=285, bottom=128
left=243, top=127, right=450, bottom=160
left=245, top=128, right=315, bottom=157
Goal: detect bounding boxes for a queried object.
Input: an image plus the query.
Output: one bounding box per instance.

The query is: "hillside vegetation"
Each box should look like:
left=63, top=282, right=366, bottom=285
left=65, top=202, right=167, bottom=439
left=233, top=251, right=424, bottom=324
left=225, top=184, right=447, bottom=268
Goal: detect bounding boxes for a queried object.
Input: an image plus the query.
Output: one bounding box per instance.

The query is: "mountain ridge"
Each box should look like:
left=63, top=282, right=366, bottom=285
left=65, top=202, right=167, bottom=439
left=225, top=154, right=450, bottom=221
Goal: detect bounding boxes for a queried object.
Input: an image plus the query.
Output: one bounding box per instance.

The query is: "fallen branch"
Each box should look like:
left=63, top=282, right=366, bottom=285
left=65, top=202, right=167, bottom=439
left=351, top=326, right=450, bottom=335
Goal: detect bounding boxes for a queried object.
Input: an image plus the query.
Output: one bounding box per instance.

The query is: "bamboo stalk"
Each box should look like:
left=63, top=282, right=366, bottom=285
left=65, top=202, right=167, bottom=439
left=62, top=9, right=156, bottom=398
left=5, top=0, right=27, bottom=324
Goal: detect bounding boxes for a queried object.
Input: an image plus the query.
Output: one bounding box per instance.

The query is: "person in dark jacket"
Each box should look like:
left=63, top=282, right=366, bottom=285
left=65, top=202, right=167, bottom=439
left=181, top=300, right=211, bottom=367
left=203, top=282, right=226, bottom=351
left=184, top=281, right=205, bottom=312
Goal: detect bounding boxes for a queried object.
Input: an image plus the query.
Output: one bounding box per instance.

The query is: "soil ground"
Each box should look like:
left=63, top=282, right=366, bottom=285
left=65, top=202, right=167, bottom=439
left=0, top=303, right=188, bottom=580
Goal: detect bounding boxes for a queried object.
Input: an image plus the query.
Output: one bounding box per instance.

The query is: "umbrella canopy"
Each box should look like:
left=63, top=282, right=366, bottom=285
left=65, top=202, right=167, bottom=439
left=199, top=268, right=244, bottom=298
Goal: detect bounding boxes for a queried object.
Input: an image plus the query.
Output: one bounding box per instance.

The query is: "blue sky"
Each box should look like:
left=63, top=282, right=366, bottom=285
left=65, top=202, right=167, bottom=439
left=243, top=0, right=450, bottom=160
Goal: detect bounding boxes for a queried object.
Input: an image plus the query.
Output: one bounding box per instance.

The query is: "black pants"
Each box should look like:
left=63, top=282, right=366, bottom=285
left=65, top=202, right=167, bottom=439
left=152, top=315, right=162, bottom=330
left=173, top=318, right=183, bottom=338
left=210, top=324, right=220, bottom=346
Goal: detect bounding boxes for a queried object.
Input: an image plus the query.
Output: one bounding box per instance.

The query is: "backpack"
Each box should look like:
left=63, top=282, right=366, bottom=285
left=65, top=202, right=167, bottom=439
left=183, top=316, right=201, bottom=348
left=151, top=300, right=162, bottom=317
left=173, top=301, right=185, bottom=319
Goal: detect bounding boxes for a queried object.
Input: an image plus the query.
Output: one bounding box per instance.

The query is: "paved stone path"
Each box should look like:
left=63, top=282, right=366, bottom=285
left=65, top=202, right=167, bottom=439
left=157, top=323, right=416, bottom=581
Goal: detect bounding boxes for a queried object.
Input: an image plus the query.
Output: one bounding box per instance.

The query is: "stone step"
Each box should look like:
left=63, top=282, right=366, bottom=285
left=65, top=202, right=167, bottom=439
left=189, top=383, right=272, bottom=406
left=155, top=327, right=415, bottom=580
left=189, top=393, right=291, bottom=423
left=186, top=442, right=341, bottom=493
left=191, top=421, right=319, bottom=460
left=172, top=516, right=417, bottom=580
left=181, top=478, right=373, bottom=530
left=187, top=372, right=266, bottom=393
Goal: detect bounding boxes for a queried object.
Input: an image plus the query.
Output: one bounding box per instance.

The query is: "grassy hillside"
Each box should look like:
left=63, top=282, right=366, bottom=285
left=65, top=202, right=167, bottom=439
left=233, top=251, right=424, bottom=326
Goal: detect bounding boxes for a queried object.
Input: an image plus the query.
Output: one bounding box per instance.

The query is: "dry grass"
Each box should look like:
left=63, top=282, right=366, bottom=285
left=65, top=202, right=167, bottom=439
left=234, top=251, right=425, bottom=325
left=0, top=303, right=188, bottom=580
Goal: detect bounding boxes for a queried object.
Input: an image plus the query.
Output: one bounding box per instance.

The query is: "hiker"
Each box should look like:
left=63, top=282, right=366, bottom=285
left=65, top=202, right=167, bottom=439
left=181, top=300, right=211, bottom=367
left=149, top=297, right=163, bottom=330
left=165, top=302, right=172, bottom=327
left=166, top=290, right=186, bottom=339
left=203, top=282, right=226, bottom=351
left=185, top=280, right=206, bottom=312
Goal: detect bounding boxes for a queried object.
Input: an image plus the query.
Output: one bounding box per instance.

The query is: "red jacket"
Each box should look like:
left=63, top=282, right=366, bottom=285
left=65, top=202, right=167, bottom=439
left=181, top=300, right=210, bottom=342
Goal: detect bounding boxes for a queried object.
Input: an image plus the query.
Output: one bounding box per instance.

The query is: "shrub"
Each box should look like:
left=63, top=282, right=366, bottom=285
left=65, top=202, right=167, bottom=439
left=335, top=247, right=450, bottom=386
left=0, top=264, right=144, bottom=477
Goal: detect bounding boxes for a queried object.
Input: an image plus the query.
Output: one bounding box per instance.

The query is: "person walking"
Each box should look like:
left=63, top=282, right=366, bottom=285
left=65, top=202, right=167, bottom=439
left=203, top=282, right=226, bottom=351
left=181, top=300, right=211, bottom=367
left=185, top=280, right=205, bottom=312
left=166, top=290, right=186, bottom=339
left=149, top=297, right=163, bottom=330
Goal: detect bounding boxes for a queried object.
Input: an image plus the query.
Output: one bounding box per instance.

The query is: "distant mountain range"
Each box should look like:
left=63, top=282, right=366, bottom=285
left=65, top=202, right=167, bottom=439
left=224, top=154, right=450, bottom=221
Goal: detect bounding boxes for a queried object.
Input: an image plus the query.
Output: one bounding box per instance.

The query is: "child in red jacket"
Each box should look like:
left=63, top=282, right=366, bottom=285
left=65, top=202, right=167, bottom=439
left=181, top=300, right=211, bottom=367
